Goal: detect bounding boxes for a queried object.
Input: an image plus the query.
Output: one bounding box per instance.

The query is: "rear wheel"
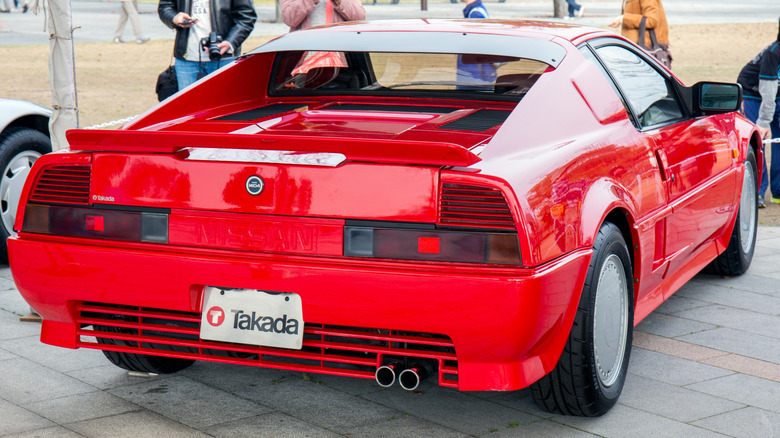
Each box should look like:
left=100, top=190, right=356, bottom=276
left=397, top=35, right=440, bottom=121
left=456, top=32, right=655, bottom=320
left=0, top=127, right=51, bottom=263
left=96, top=324, right=195, bottom=374
left=530, top=222, right=633, bottom=416
left=706, top=147, right=758, bottom=276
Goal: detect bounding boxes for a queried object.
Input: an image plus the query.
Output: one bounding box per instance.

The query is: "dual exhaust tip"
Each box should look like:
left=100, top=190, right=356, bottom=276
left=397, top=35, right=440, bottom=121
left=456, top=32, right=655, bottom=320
left=375, top=361, right=431, bottom=391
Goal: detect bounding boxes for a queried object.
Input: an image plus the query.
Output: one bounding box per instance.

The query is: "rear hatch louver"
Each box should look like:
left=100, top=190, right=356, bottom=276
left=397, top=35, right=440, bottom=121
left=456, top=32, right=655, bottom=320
left=439, top=183, right=515, bottom=230
left=437, top=109, right=511, bottom=132
left=30, top=164, right=91, bottom=205
left=214, top=103, right=306, bottom=121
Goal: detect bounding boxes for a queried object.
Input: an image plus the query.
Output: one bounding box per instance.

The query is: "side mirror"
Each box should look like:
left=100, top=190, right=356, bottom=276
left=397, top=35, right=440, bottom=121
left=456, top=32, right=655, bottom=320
left=693, top=82, right=742, bottom=115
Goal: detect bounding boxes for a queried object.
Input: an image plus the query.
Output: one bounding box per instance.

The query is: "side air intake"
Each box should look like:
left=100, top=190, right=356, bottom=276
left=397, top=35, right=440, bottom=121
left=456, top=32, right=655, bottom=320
left=439, top=183, right=515, bottom=230
left=29, top=164, right=91, bottom=205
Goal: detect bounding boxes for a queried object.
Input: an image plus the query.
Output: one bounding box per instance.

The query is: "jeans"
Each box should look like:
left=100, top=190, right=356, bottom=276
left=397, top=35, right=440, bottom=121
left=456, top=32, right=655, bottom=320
left=744, top=97, right=780, bottom=198
left=566, top=0, right=581, bottom=17
left=175, top=57, right=234, bottom=91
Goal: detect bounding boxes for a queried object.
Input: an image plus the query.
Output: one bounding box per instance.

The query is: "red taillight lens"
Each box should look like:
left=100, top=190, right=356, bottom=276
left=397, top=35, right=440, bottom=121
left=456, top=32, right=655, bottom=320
left=22, top=204, right=168, bottom=243
left=344, top=226, right=520, bottom=265
left=85, top=215, right=104, bottom=231
left=418, top=236, right=440, bottom=254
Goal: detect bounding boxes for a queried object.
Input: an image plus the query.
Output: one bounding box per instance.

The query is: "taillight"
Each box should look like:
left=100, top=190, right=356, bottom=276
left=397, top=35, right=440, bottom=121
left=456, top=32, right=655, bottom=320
left=344, top=225, right=520, bottom=264
left=343, top=179, right=521, bottom=265
left=22, top=204, right=168, bottom=243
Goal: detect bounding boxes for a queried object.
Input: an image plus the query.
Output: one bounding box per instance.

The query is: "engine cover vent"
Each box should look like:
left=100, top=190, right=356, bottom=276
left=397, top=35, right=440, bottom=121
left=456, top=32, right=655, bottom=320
left=215, top=103, right=306, bottom=121
left=437, top=109, right=510, bottom=132
left=324, top=104, right=456, bottom=113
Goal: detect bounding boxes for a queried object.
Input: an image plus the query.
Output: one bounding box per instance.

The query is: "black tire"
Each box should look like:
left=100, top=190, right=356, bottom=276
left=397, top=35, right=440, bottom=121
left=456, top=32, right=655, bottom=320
left=530, top=222, right=634, bottom=417
left=96, top=324, right=195, bottom=374
left=0, top=127, right=51, bottom=263
left=706, top=147, right=758, bottom=276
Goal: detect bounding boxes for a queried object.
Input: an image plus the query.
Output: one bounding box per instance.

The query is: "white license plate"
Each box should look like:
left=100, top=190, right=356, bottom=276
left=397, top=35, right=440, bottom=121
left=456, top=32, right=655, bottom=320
left=200, top=287, right=304, bottom=350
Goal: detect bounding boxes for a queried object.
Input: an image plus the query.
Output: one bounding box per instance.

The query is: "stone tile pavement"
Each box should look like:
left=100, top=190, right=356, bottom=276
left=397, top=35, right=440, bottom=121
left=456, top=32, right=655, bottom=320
left=1, top=228, right=780, bottom=437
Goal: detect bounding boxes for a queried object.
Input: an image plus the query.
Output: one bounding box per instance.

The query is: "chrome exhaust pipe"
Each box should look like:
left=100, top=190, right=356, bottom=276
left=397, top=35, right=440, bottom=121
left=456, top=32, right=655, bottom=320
left=375, top=361, right=402, bottom=388
left=399, top=363, right=429, bottom=391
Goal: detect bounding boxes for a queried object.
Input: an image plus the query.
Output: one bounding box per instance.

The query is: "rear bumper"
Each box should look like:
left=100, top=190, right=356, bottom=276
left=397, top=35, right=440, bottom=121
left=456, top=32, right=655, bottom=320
left=9, top=234, right=590, bottom=390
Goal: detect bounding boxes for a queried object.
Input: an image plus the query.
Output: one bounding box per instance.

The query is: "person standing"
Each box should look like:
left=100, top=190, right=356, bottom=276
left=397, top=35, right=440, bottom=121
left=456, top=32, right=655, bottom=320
left=565, top=0, right=584, bottom=19
left=281, top=0, right=365, bottom=32
left=113, top=0, right=149, bottom=44
left=737, top=18, right=780, bottom=208
left=159, top=0, right=257, bottom=90
left=609, top=0, right=669, bottom=51
left=461, top=0, right=488, bottom=19
left=455, top=0, right=494, bottom=88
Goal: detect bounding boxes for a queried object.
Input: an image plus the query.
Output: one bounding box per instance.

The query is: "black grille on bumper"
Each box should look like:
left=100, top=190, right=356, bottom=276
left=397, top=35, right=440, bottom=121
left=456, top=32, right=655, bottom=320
left=76, top=302, right=459, bottom=387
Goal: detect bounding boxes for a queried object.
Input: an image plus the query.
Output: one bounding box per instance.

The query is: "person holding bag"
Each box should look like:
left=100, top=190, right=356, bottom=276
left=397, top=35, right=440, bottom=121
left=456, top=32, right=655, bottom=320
left=609, top=0, right=671, bottom=69
left=281, top=0, right=365, bottom=33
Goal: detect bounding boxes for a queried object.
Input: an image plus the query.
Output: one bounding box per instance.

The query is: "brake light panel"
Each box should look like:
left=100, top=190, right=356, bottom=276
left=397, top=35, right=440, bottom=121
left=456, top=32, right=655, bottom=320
left=343, top=179, right=521, bottom=265
left=22, top=204, right=169, bottom=243
left=344, top=224, right=521, bottom=264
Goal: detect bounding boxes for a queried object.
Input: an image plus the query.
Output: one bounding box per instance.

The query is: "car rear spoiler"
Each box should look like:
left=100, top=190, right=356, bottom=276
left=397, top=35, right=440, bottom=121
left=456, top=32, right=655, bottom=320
left=66, top=129, right=481, bottom=167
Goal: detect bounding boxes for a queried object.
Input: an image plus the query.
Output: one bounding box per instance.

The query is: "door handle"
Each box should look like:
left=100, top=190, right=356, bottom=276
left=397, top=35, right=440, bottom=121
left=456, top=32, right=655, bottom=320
left=655, top=149, right=673, bottom=182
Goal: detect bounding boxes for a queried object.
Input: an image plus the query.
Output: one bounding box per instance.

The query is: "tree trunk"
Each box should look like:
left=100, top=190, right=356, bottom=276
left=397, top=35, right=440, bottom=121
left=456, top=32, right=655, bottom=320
left=553, top=0, right=567, bottom=18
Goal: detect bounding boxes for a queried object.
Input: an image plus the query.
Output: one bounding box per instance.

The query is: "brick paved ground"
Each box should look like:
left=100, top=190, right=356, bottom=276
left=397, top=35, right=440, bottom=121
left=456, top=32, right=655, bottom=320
left=1, top=227, right=779, bottom=437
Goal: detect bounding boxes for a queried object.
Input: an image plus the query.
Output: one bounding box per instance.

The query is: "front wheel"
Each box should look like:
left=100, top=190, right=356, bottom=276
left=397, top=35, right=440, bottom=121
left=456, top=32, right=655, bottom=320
left=530, top=222, right=634, bottom=417
left=706, top=147, right=758, bottom=276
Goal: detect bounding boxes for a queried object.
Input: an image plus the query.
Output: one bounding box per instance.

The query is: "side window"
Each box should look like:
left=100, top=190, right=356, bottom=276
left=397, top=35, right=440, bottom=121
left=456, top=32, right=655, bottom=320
left=593, top=45, right=683, bottom=128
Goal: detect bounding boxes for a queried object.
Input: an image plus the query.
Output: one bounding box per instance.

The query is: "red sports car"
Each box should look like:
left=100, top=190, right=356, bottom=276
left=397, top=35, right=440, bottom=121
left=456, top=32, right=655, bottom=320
left=9, top=20, right=759, bottom=416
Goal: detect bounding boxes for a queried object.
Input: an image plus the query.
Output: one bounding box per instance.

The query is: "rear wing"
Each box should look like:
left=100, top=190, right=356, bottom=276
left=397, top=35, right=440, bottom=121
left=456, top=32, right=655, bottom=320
left=66, top=129, right=481, bottom=167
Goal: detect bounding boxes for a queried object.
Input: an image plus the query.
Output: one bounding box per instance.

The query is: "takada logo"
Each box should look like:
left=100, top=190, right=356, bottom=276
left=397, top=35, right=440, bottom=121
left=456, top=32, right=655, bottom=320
left=245, top=175, right=265, bottom=195
left=206, top=306, right=225, bottom=327
left=231, top=310, right=299, bottom=335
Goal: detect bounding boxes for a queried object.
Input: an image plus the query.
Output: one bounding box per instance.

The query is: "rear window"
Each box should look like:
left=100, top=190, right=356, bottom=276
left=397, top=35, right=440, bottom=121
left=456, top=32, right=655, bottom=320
left=270, top=51, right=548, bottom=99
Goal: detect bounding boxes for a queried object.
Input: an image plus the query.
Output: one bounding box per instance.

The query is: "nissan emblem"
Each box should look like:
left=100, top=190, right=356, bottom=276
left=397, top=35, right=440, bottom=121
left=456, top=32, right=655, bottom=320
left=245, top=175, right=265, bottom=195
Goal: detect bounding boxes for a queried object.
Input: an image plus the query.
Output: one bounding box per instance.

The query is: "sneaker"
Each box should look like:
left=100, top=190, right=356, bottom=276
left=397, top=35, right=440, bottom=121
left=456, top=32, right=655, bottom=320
left=136, top=37, right=150, bottom=44
left=577, top=5, right=585, bottom=17
left=0, top=8, right=9, bottom=12
left=759, top=197, right=766, bottom=208
left=771, top=197, right=780, bottom=204
left=112, top=38, right=124, bottom=43
left=21, top=4, right=28, bottom=13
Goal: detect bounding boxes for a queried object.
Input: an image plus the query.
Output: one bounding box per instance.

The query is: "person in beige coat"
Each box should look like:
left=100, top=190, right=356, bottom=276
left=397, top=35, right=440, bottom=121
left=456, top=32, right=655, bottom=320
left=609, top=0, right=669, bottom=48
left=113, top=0, right=149, bottom=44
left=281, top=0, right=365, bottom=32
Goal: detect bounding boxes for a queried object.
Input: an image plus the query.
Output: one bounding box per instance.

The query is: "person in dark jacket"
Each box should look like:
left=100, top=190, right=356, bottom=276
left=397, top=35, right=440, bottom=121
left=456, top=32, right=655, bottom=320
left=159, top=0, right=257, bottom=90
left=737, top=18, right=780, bottom=208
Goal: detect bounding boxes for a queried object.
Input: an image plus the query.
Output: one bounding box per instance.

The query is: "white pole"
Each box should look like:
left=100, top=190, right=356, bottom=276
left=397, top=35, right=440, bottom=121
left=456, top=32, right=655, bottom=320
left=45, top=0, right=78, bottom=151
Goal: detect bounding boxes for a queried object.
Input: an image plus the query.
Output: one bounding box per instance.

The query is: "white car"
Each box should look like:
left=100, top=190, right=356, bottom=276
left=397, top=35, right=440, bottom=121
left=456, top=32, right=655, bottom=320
left=0, top=98, right=52, bottom=262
